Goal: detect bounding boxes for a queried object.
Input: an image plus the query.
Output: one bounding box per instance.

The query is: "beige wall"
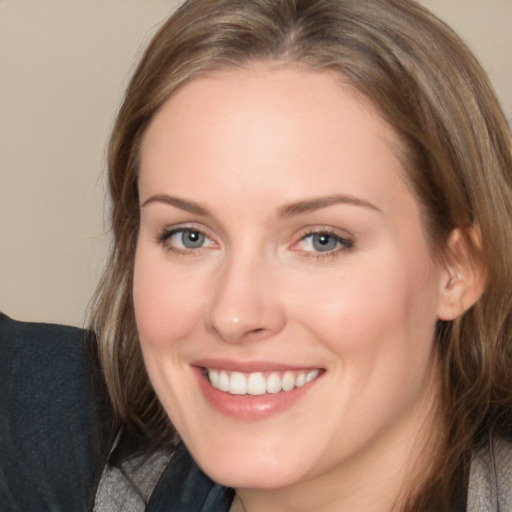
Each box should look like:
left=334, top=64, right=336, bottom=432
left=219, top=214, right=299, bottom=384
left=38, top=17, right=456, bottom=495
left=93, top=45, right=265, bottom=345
left=1, top=1, right=511, bottom=327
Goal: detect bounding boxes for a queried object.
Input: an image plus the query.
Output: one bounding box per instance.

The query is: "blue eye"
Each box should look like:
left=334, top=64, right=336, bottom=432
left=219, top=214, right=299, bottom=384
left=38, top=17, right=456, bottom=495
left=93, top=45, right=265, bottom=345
left=178, top=229, right=206, bottom=248
left=298, top=232, right=353, bottom=254
left=311, top=233, right=339, bottom=252
left=161, top=228, right=214, bottom=251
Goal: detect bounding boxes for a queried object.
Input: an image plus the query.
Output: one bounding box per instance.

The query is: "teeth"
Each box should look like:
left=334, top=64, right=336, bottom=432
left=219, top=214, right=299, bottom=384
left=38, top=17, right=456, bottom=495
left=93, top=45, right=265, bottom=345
left=209, top=369, right=220, bottom=388
left=206, top=368, right=321, bottom=396
left=295, top=372, right=306, bottom=387
left=266, top=372, right=282, bottom=393
left=282, top=371, right=295, bottom=391
left=247, top=372, right=266, bottom=395
left=230, top=372, right=247, bottom=395
left=305, top=370, right=319, bottom=383
left=218, top=371, right=230, bottom=392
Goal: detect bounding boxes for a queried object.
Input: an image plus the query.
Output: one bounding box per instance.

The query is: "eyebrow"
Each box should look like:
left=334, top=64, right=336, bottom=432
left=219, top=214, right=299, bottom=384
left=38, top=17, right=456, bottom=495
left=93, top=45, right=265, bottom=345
left=141, top=193, right=380, bottom=217
left=277, top=194, right=381, bottom=217
left=141, top=194, right=211, bottom=216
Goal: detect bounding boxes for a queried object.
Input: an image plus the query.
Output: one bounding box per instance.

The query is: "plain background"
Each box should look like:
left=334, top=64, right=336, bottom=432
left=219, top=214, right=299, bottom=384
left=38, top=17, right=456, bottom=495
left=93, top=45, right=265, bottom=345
left=1, top=0, right=511, bottom=328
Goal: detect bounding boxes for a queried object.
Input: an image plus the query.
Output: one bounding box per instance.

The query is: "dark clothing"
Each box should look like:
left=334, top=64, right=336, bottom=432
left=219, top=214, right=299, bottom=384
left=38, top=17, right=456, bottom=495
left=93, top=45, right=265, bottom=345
left=145, top=445, right=233, bottom=512
left=0, top=313, right=232, bottom=512
left=0, top=314, right=111, bottom=511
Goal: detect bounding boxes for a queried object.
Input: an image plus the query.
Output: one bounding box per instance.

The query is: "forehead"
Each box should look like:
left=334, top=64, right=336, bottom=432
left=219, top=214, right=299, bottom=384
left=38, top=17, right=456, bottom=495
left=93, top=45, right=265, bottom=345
left=141, top=64, right=398, bottom=156
left=139, top=64, right=413, bottom=217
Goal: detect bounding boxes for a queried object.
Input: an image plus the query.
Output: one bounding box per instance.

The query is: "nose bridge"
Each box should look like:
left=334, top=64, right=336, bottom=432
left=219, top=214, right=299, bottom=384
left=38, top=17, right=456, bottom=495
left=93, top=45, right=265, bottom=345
left=206, top=243, right=285, bottom=343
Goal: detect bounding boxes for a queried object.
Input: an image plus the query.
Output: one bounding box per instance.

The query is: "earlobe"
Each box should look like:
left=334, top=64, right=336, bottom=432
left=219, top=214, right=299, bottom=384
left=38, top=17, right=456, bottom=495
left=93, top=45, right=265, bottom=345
left=437, top=228, right=486, bottom=321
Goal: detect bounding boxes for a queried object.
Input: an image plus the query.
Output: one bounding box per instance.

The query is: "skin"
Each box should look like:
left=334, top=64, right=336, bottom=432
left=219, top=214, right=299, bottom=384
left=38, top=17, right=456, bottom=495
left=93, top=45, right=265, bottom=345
left=134, top=64, right=462, bottom=511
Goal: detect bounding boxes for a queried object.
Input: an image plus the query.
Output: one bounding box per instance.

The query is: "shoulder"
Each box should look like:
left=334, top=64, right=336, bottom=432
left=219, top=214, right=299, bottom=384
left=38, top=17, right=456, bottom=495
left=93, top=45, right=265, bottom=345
left=0, top=313, right=113, bottom=511
left=468, top=435, right=512, bottom=512
left=94, top=441, right=234, bottom=512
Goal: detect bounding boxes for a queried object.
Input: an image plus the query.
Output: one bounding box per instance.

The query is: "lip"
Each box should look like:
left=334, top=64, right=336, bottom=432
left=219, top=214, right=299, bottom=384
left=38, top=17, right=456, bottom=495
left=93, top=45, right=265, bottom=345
left=192, top=360, right=324, bottom=421
left=193, top=358, right=319, bottom=373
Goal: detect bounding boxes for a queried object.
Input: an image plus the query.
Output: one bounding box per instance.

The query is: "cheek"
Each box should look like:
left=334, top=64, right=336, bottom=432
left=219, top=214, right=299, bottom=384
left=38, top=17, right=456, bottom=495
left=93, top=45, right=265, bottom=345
left=288, top=253, right=439, bottom=361
left=132, top=246, right=206, bottom=350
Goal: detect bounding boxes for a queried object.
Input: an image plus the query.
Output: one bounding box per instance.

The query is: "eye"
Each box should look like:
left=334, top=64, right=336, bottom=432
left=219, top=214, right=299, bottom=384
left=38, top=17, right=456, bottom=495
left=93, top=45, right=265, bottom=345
left=159, top=227, right=216, bottom=252
left=295, top=231, right=354, bottom=255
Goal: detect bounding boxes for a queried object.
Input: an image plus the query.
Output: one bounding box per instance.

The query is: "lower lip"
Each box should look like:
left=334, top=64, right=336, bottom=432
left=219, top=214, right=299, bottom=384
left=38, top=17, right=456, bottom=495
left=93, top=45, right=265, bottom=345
left=193, top=367, right=323, bottom=421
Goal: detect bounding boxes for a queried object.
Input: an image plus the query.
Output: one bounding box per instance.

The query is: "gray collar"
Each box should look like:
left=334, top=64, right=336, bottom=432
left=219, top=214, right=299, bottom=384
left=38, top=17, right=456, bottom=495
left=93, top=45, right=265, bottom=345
left=468, top=436, right=512, bottom=512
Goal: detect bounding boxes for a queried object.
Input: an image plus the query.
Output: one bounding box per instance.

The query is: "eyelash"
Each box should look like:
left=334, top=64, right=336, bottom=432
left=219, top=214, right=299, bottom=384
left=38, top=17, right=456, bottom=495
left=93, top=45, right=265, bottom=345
left=156, top=226, right=355, bottom=259
left=157, top=226, right=216, bottom=255
left=293, top=229, right=355, bottom=260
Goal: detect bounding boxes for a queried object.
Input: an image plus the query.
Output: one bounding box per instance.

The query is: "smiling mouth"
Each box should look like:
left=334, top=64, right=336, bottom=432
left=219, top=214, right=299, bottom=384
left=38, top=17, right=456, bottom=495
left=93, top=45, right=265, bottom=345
left=203, top=368, right=322, bottom=396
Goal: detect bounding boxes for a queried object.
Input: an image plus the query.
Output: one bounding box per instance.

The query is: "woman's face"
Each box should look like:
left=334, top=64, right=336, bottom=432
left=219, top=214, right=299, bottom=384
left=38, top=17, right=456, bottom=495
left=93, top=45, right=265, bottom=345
left=134, top=65, right=450, bottom=495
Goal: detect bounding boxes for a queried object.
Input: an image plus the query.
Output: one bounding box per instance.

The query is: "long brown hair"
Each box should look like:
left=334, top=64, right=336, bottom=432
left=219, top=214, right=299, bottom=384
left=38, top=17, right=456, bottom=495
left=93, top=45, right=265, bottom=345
left=89, top=0, right=512, bottom=509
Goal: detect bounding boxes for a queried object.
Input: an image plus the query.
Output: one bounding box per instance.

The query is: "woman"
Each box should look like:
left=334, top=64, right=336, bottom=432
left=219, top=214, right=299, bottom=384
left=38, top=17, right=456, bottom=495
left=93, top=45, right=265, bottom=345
left=90, top=0, right=512, bottom=510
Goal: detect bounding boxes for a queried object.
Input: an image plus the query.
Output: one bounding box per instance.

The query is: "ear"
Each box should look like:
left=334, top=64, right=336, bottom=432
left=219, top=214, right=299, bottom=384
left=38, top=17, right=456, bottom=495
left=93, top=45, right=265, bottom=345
left=437, top=228, right=486, bottom=321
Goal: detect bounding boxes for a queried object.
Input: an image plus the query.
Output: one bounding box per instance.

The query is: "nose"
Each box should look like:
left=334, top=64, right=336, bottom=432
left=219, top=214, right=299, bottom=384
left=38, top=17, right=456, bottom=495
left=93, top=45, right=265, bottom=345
left=206, top=254, right=286, bottom=344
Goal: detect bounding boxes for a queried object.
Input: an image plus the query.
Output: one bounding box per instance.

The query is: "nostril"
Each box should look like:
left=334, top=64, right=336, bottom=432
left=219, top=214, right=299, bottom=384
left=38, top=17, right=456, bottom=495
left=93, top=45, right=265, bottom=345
left=246, top=327, right=266, bottom=336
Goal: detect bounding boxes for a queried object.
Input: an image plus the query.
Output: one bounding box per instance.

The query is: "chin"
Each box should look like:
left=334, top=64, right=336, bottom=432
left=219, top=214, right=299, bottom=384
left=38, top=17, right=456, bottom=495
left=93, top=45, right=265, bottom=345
left=184, top=435, right=314, bottom=490
left=202, top=460, right=302, bottom=490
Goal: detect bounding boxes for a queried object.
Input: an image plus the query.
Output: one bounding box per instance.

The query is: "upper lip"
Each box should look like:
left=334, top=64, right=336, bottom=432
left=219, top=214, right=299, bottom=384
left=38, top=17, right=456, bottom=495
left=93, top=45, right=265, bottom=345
left=192, top=358, right=323, bottom=373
